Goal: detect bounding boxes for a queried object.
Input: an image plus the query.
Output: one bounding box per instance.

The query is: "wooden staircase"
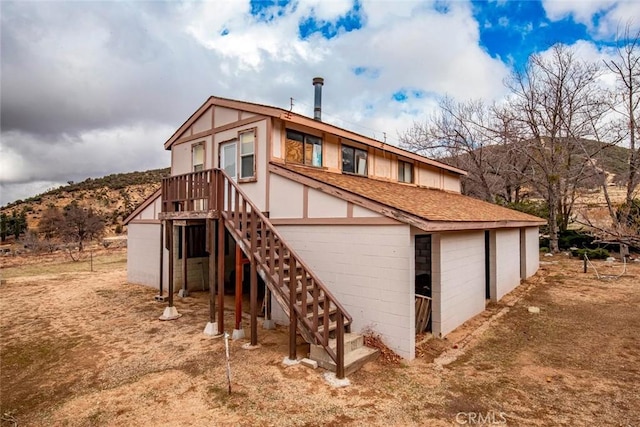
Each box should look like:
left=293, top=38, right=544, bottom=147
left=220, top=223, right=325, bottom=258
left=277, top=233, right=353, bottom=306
left=214, top=169, right=376, bottom=378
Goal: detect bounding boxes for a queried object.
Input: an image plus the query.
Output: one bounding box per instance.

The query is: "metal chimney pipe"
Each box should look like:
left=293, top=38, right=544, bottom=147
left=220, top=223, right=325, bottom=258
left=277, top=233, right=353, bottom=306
left=312, top=77, right=324, bottom=121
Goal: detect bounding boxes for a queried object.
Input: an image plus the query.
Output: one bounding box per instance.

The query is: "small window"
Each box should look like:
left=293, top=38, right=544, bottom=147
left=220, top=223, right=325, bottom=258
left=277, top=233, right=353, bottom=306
left=398, top=160, right=413, bottom=183
left=239, top=130, right=255, bottom=179
left=192, top=143, right=204, bottom=172
left=342, top=145, right=368, bottom=175
left=285, top=129, right=322, bottom=167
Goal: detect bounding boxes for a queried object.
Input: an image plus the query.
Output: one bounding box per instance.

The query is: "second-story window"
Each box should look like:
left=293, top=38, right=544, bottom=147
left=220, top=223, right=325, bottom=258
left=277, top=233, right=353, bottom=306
left=342, top=145, right=368, bottom=175
left=192, top=143, right=204, bottom=172
left=239, top=130, right=255, bottom=179
left=398, top=160, right=413, bottom=183
left=285, top=129, right=322, bottom=167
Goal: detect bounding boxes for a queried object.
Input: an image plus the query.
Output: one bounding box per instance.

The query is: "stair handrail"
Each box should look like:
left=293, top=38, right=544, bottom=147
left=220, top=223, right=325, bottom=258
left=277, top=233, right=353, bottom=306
left=214, top=168, right=353, bottom=326
left=214, top=168, right=350, bottom=377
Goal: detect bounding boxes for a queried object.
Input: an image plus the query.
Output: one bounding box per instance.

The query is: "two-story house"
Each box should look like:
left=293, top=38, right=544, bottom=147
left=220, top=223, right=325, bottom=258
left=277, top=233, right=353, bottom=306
left=125, top=80, right=545, bottom=378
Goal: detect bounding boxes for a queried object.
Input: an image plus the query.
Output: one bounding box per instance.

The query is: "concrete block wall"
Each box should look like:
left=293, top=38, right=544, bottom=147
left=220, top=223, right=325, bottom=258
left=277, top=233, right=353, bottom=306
left=431, top=230, right=485, bottom=338
left=491, top=229, right=521, bottom=301
left=173, top=257, right=209, bottom=292
left=272, top=224, right=415, bottom=359
left=127, top=223, right=162, bottom=288
left=522, top=226, right=540, bottom=279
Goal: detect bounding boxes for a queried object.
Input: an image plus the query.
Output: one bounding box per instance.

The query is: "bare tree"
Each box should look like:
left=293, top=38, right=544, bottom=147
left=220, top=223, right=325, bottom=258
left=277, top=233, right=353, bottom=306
left=400, top=97, right=507, bottom=202
left=38, top=206, right=64, bottom=252
left=60, top=202, right=105, bottom=253
left=505, top=44, right=609, bottom=252
left=605, top=24, right=640, bottom=220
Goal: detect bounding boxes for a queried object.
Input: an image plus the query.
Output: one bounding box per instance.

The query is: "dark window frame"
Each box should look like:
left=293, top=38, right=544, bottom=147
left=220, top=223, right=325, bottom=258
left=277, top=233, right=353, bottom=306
left=341, top=144, right=368, bottom=175
left=398, top=160, right=414, bottom=183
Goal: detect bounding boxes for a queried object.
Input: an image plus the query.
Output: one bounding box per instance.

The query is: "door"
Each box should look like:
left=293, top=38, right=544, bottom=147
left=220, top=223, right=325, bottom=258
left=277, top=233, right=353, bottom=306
left=220, top=141, right=237, bottom=209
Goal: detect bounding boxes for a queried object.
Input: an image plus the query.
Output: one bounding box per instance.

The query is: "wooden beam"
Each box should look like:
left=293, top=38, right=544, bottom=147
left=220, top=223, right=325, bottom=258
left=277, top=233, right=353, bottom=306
left=208, top=219, right=216, bottom=323
left=167, top=221, right=174, bottom=307
left=250, top=260, right=258, bottom=346
left=217, top=219, right=225, bottom=335
left=235, top=244, right=242, bottom=331
left=159, top=221, right=164, bottom=296
left=182, top=225, right=187, bottom=295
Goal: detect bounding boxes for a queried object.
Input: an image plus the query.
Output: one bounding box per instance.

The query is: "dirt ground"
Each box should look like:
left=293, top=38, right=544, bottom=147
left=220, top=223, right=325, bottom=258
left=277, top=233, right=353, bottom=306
left=1, top=248, right=639, bottom=426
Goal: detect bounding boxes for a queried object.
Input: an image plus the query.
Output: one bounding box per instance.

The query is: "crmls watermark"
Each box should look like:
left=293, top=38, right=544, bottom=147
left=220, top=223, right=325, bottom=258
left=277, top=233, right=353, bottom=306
left=455, top=411, right=507, bottom=425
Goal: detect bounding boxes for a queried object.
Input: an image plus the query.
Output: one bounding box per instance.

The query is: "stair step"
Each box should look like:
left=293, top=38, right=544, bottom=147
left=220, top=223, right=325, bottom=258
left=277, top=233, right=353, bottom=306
left=309, top=342, right=380, bottom=376
left=316, top=319, right=351, bottom=335
left=299, top=303, right=336, bottom=319
left=310, top=333, right=363, bottom=355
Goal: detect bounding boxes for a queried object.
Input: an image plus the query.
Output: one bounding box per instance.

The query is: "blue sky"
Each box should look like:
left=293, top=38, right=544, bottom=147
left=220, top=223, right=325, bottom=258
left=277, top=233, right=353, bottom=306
left=1, top=0, right=639, bottom=205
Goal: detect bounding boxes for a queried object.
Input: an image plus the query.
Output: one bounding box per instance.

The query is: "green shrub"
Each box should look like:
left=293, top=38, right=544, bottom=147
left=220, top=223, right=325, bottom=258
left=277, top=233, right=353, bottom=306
left=571, top=248, right=610, bottom=259
left=558, top=230, right=595, bottom=250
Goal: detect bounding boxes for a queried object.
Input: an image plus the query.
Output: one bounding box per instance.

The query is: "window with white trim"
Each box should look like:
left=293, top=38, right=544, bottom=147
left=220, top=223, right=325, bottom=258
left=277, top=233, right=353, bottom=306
left=239, top=130, right=255, bottom=179
left=192, top=143, right=204, bottom=172
left=398, top=160, right=413, bottom=183
left=342, top=145, right=368, bottom=175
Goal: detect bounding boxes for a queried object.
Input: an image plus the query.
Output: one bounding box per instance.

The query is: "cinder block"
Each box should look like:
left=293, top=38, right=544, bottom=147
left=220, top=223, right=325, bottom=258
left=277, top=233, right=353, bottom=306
left=300, top=358, right=318, bottom=369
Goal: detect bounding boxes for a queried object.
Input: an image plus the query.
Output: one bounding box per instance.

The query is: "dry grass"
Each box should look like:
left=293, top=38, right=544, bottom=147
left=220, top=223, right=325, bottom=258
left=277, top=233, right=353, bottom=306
left=1, top=249, right=639, bottom=426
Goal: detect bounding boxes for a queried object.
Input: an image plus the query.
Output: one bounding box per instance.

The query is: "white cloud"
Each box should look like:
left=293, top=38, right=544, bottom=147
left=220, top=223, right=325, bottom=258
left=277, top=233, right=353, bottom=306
left=541, top=0, right=640, bottom=38
left=1, top=0, right=512, bottom=204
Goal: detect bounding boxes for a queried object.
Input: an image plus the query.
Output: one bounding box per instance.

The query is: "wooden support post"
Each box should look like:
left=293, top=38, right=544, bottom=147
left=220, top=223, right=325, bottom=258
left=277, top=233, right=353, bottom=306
left=336, top=313, right=345, bottom=379
left=235, top=244, right=243, bottom=331
left=181, top=225, right=188, bottom=295
left=265, top=286, right=272, bottom=321
left=289, top=257, right=297, bottom=361
left=217, top=219, right=225, bottom=334
left=159, top=220, right=164, bottom=297
left=208, top=219, right=216, bottom=323
left=250, top=261, right=258, bottom=346
left=168, top=221, right=174, bottom=307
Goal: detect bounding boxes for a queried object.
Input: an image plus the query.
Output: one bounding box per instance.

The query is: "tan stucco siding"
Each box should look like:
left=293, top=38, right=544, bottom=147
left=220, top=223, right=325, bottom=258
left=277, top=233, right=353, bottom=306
left=308, top=188, right=348, bottom=218
left=415, top=165, right=442, bottom=189
left=170, top=135, right=214, bottom=175
left=272, top=224, right=415, bottom=359
left=192, top=106, right=213, bottom=134
left=269, top=173, right=304, bottom=218
left=323, top=134, right=340, bottom=171
left=431, top=230, right=486, bottom=338
left=443, top=172, right=461, bottom=192
left=352, top=205, right=383, bottom=218
left=214, top=106, right=239, bottom=127
left=271, top=120, right=282, bottom=159
left=128, top=196, right=161, bottom=222
left=240, top=111, right=256, bottom=120
left=270, top=173, right=386, bottom=220
left=374, top=154, right=392, bottom=180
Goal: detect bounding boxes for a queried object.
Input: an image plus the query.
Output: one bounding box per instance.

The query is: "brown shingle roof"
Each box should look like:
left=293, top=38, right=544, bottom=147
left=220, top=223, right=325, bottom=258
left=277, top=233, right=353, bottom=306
left=276, top=163, right=545, bottom=224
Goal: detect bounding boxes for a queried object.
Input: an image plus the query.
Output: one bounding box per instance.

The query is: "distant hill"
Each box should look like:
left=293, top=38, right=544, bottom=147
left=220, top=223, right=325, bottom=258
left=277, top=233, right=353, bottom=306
left=438, top=139, right=632, bottom=198
left=1, top=168, right=170, bottom=237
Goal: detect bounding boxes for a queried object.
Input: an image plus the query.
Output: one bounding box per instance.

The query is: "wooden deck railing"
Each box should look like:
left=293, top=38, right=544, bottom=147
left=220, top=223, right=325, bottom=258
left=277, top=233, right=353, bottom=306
left=161, top=170, right=216, bottom=213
